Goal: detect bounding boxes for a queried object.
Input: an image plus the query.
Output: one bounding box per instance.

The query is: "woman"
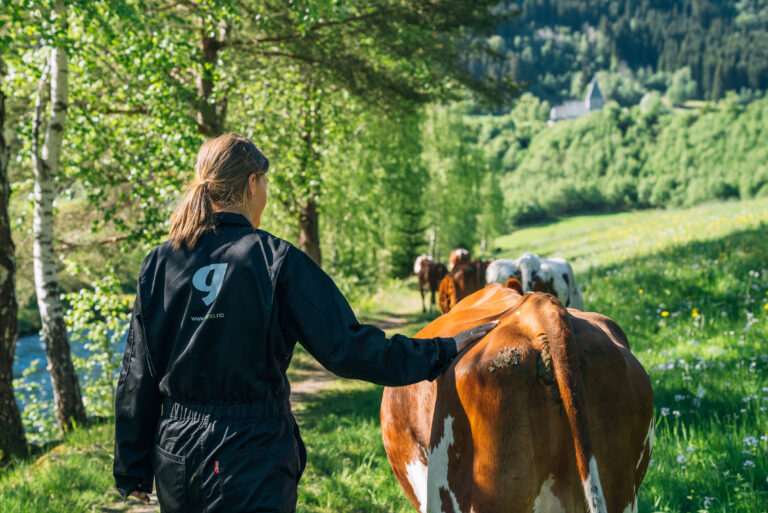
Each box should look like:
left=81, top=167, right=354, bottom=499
left=113, top=133, right=496, bottom=513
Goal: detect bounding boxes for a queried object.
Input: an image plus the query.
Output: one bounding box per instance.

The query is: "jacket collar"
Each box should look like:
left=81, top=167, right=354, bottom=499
left=214, top=211, right=253, bottom=227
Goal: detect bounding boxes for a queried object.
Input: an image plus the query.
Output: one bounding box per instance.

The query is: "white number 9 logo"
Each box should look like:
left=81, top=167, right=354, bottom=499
left=192, top=263, right=228, bottom=306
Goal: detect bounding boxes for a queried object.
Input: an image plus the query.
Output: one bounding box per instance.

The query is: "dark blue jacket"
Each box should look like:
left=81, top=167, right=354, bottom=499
left=113, top=212, right=458, bottom=511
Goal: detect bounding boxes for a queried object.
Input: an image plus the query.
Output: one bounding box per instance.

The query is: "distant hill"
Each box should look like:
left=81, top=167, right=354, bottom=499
left=467, top=0, right=768, bottom=105
left=469, top=93, right=768, bottom=226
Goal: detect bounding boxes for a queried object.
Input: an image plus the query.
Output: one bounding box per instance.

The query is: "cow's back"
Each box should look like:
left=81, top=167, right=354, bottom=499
left=381, top=285, right=653, bottom=513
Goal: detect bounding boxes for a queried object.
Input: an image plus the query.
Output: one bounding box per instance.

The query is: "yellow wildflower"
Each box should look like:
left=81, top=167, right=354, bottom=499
left=692, top=309, right=699, bottom=318
left=638, top=289, right=644, bottom=294
left=661, top=311, right=669, bottom=317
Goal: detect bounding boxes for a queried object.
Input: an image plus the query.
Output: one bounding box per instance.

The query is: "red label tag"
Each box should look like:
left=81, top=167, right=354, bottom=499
left=214, top=460, right=219, bottom=474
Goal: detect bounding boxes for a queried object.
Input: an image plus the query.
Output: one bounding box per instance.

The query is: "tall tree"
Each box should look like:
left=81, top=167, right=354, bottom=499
left=0, top=56, right=26, bottom=459
left=194, top=17, right=229, bottom=137
left=31, top=0, right=86, bottom=433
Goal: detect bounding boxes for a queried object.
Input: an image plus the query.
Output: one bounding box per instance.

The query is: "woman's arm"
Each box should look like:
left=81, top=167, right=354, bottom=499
left=277, top=247, right=493, bottom=386
left=113, top=280, right=162, bottom=500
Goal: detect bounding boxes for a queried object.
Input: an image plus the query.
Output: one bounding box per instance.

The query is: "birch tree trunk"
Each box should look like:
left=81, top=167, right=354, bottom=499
left=0, top=60, right=27, bottom=458
left=32, top=1, right=86, bottom=433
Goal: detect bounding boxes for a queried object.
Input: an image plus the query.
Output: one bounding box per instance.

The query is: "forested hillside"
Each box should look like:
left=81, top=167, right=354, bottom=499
left=467, top=92, right=768, bottom=226
left=468, top=0, right=768, bottom=104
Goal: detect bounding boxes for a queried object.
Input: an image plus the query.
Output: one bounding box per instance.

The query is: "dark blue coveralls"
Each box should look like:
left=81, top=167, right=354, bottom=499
left=113, top=212, right=459, bottom=513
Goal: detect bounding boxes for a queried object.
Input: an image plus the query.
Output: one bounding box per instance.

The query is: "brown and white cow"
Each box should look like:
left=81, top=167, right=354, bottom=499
left=486, top=252, right=584, bottom=310
left=438, top=259, right=492, bottom=314
left=381, top=284, right=654, bottom=513
left=415, top=255, right=449, bottom=313
left=449, top=248, right=471, bottom=271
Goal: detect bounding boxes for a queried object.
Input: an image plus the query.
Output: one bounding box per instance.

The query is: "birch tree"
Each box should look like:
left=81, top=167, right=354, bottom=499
left=0, top=56, right=26, bottom=459
left=31, top=0, right=86, bottom=433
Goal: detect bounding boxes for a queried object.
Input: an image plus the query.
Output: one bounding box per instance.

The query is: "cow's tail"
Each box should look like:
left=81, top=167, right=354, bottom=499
left=534, top=295, right=607, bottom=513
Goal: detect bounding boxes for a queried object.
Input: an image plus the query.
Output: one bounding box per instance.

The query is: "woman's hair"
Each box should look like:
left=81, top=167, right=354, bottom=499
left=169, top=133, right=270, bottom=250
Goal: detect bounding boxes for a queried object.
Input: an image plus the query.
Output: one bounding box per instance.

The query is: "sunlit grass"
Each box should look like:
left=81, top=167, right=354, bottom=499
left=577, top=219, right=768, bottom=512
left=496, top=197, right=768, bottom=274
left=0, top=420, right=125, bottom=513
left=296, top=380, right=413, bottom=513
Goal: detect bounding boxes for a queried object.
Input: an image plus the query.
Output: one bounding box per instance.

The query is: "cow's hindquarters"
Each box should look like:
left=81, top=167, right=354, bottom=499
left=381, top=287, right=654, bottom=513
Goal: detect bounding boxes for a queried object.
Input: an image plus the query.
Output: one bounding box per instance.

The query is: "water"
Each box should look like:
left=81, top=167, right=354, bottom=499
left=13, top=331, right=127, bottom=412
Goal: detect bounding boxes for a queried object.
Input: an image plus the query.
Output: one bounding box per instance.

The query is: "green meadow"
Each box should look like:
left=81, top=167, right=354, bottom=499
left=1, top=197, right=767, bottom=512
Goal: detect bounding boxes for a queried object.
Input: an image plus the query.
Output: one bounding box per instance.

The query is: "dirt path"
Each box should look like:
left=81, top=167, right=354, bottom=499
left=288, top=362, right=337, bottom=410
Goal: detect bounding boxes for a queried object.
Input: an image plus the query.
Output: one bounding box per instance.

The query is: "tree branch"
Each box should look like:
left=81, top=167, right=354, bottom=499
left=56, top=234, right=130, bottom=251
left=248, top=50, right=319, bottom=64
left=248, top=10, right=387, bottom=44
left=71, top=100, right=150, bottom=115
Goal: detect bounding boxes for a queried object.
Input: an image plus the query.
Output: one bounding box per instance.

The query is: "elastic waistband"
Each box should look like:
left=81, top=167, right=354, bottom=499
left=161, top=396, right=290, bottom=420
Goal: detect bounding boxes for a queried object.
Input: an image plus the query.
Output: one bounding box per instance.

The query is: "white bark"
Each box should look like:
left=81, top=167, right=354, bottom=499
left=31, top=0, right=85, bottom=432
left=34, top=50, right=67, bottom=332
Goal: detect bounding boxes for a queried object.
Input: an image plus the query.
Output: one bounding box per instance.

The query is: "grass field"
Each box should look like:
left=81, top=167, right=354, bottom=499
left=1, top=197, right=767, bottom=512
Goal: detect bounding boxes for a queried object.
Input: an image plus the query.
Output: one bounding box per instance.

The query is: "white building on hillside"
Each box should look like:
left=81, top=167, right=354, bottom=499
left=549, top=77, right=604, bottom=124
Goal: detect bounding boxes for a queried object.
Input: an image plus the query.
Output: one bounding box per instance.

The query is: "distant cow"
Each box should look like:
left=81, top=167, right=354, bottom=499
left=381, top=284, right=654, bottom=513
left=487, top=252, right=584, bottom=310
left=438, top=259, right=491, bottom=314
left=415, top=255, right=448, bottom=313
left=449, top=248, right=470, bottom=270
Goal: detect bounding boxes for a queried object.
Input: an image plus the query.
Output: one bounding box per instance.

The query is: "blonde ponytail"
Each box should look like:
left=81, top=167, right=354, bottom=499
left=168, top=134, right=269, bottom=250
left=169, top=181, right=215, bottom=250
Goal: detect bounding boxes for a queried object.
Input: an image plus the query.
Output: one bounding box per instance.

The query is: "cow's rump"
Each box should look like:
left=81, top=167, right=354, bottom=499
left=381, top=285, right=653, bottom=513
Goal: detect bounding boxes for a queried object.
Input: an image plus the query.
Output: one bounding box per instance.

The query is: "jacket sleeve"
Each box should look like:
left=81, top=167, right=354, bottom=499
left=113, top=273, right=162, bottom=498
left=277, top=247, right=458, bottom=386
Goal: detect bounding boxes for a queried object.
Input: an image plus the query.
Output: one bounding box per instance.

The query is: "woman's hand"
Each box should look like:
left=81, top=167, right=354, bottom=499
left=453, top=320, right=499, bottom=353
left=129, top=490, right=151, bottom=503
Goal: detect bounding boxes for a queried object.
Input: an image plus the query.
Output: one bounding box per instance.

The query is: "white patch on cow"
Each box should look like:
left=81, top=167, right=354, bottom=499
left=485, top=258, right=518, bottom=284
left=414, top=255, right=432, bottom=275
left=405, top=459, right=429, bottom=513
left=620, top=497, right=639, bottom=513
left=426, top=416, right=464, bottom=513
left=449, top=249, right=469, bottom=271
left=637, top=416, right=655, bottom=470
left=581, top=457, right=608, bottom=513
left=533, top=474, right=566, bottom=513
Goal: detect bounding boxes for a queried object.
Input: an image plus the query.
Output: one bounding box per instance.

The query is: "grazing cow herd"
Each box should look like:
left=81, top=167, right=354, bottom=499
left=377, top=250, right=654, bottom=513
